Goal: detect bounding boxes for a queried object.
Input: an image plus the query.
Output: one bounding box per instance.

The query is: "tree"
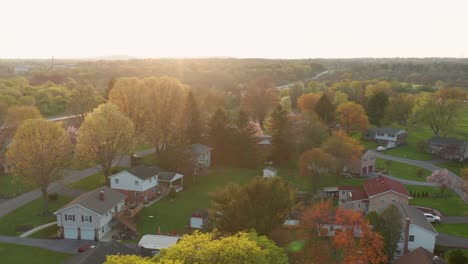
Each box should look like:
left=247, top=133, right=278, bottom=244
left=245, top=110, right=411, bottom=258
left=336, top=102, right=369, bottom=134
left=299, top=148, right=336, bottom=192
left=233, top=111, right=259, bottom=168
left=366, top=91, right=389, bottom=126
left=447, top=249, right=468, bottom=264
left=384, top=94, right=415, bottom=126
left=314, top=94, right=335, bottom=124
left=366, top=205, right=403, bottom=262
left=104, top=77, right=117, bottom=100
left=427, top=169, right=460, bottom=197
left=297, top=93, right=321, bottom=114
left=67, top=83, right=101, bottom=121
left=208, top=109, right=232, bottom=166
left=210, top=177, right=295, bottom=236
left=322, top=131, right=364, bottom=182
left=182, top=90, right=203, bottom=144
left=268, top=105, right=292, bottom=165
left=290, top=113, right=329, bottom=153
left=300, top=200, right=387, bottom=264
left=75, top=103, right=135, bottom=179
left=144, top=77, right=187, bottom=153
left=289, top=82, right=304, bottom=110
left=241, top=78, right=278, bottom=128
left=332, top=91, right=349, bottom=106
left=280, top=96, right=292, bottom=113
left=6, top=119, right=72, bottom=213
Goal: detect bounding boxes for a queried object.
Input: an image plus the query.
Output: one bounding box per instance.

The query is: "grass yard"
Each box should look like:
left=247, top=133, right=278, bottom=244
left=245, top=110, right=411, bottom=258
left=438, top=161, right=466, bottom=176
left=0, top=175, right=34, bottom=198
left=68, top=172, right=105, bottom=191
left=0, top=243, right=72, bottom=264
left=29, top=224, right=59, bottom=239
left=138, top=154, right=159, bottom=166
left=375, top=158, right=431, bottom=182
left=137, top=167, right=258, bottom=235
left=406, top=185, right=468, bottom=216
left=0, top=195, right=72, bottom=236
left=435, top=223, right=468, bottom=238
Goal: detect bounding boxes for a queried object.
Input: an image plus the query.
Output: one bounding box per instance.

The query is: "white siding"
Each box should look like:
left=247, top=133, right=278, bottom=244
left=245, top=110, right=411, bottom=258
left=263, top=169, right=276, bottom=178
left=397, top=224, right=437, bottom=256
left=190, top=217, right=204, bottom=229
left=56, top=205, right=101, bottom=230
left=110, top=171, right=158, bottom=192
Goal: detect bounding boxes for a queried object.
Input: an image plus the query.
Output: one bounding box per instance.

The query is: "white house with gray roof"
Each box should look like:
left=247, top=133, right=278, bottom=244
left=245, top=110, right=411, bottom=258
left=187, top=144, right=212, bottom=173
left=109, top=166, right=161, bottom=204
left=367, top=127, right=406, bottom=148
left=395, top=203, right=437, bottom=257
left=54, top=186, right=126, bottom=241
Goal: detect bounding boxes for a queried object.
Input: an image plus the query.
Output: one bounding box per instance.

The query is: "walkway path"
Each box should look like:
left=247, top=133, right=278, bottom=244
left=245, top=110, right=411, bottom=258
left=0, top=148, right=156, bottom=219
left=0, top=235, right=96, bottom=254
left=375, top=153, right=467, bottom=202
left=20, top=222, right=56, bottom=238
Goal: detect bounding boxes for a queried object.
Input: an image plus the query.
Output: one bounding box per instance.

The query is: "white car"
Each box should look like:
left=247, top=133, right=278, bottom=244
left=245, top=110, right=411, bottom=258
left=376, top=146, right=387, bottom=152
left=424, top=213, right=441, bottom=224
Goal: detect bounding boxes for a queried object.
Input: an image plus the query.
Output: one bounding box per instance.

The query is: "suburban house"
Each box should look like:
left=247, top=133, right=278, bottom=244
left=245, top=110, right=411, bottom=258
left=187, top=143, right=212, bottom=174
left=345, top=149, right=376, bottom=176
left=427, top=136, right=468, bottom=161
left=338, top=175, right=411, bottom=213
left=54, top=186, right=126, bottom=241
left=189, top=208, right=209, bottom=229
left=394, top=247, right=447, bottom=264
left=263, top=166, right=277, bottom=178
left=395, top=203, right=438, bottom=256
left=158, top=172, right=184, bottom=192
left=367, top=127, right=407, bottom=148
left=109, top=166, right=161, bottom=205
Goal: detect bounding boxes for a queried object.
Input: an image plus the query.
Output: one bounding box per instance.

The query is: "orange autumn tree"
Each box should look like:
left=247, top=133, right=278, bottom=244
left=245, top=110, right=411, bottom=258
left=299, top=200, right=387, bottom=264
left=297, top=93, right=321, bottom=115
left=336, top=102, right=369, bottom=134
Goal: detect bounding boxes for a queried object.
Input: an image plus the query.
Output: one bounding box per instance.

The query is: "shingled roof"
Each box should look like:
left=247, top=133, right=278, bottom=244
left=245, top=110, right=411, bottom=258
left=369, top=127, right=406, bottom=134
left=127, top=165, right=161, bottom=180
left=188, top=144, right=212, bottom=155
left=396, top=203, right=437, bottom=234
left=428, top=136, right=466, bottom=146
left=394, top=247, right=446, bottom=264
left=363, top=175, right=411, bottom=198
left=57, top=186, right=126, bottom=216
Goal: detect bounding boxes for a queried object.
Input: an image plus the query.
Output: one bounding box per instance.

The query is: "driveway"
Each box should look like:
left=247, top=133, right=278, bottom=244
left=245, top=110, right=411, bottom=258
left=441, top=216, right=468, bottom=224
left=0, top=235, right=96, bottom=254
left=0, top=148, right=155, bottom=219
left=375, top=153, right=467, bottom=202
left=436, top=233, right=468, bottom=248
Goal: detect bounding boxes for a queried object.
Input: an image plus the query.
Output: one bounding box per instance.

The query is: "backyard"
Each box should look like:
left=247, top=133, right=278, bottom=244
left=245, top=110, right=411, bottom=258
left=0, top=242, right=72, bottom=264
left=407, top=185, right=468, bottom=216
left=435, top=223, right=468, bottom=238
left=375, top=158, right=432, bottom=182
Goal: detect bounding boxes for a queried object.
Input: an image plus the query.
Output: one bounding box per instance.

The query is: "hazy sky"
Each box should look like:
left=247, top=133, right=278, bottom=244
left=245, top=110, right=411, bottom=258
left=1, top=0, right=468, bottom=59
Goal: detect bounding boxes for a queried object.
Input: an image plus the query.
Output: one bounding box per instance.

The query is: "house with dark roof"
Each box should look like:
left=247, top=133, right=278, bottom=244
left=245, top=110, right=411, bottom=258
left=64, top=241, right=135, bottom=264
left=367, top=127, right=406, bottom=148
left=395, top=203, right=438, bottom=256
left=427, top=136, right=468, bottom=161
left=109, top=166, right=161, bottom=205
left=338, top=175, right=412, bottom=213
left=394, top=247, right=447, bottom=264
left=187, top=144, right=212, bottom=173
left=54, top=186, right=126, bottom=241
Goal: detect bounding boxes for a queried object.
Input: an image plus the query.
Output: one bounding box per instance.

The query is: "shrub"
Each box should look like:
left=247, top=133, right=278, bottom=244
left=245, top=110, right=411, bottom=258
left=48, top=192, right=58, bottom=201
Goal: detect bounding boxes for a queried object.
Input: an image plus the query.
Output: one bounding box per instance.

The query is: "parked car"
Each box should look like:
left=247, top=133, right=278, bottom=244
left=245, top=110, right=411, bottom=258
left=376, top=146, right=387, bottom=152
left=78, top=244, right=95, bottom=253
left=424, top=213, right=441, bottom=224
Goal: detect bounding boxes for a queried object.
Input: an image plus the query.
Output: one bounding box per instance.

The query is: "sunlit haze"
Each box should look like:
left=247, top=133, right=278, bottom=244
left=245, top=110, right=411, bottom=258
left=2, top=0, right=468, bottom=59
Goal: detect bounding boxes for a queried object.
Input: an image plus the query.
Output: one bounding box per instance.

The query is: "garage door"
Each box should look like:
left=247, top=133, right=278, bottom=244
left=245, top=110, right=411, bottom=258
left=64, top=227, right=78, bottom=239
left=81, top=228, right=95, bottom=240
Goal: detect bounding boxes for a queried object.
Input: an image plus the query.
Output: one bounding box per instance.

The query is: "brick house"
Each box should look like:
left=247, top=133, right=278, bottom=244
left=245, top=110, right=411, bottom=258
left=346, top=150, right=376, bottom=176
left=367, top=127, right=407, bottom=148
left=427, top=136, right=468, bottom=162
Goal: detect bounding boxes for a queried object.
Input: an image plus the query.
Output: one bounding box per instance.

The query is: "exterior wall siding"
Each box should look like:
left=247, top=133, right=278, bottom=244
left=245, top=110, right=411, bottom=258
left=369, top=192, right=409, bottom=213
left=110, top=171, right=158, bottom=192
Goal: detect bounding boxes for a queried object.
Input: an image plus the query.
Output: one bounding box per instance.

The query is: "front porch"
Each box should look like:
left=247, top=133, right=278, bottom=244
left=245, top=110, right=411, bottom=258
left=158, top=172, right=184, bottom=192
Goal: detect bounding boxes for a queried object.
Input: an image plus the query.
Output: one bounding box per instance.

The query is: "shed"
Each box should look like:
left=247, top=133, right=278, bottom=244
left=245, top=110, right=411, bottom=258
left=189, top=208, right=209, bottom=229
left=263, top=166, right=277, bottom=178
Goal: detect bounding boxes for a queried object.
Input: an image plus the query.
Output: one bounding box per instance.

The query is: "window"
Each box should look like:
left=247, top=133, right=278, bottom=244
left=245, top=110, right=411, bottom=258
left=114, top=178, right=119, bottom=184
left=135, top=192, right=140, bottom=198
left=65, top=214, right=75, bottom=221
left=409, top=235, right=415, bottom=242
left=135, top=180, right=139, bottom=186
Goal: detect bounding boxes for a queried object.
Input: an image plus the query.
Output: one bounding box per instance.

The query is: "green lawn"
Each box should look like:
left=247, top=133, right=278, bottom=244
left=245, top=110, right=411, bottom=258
left=0, top=243, right=72, bottom=264
left=0, top=175, right=34, bottom=198
left=280, top=169, right=367, bottom=192
left=375, top=158, right=432, bottom=182
left=68, top=172, right=105, bottom=191
left=29, top=225, right=59, bottom=239
left=137, top=167, right=258, bottom=235
left=0, top=196, right=72, bottom=236
left=435, top=223, right=468, bottom=238
left=438, top=161, right=466, bottom=176
left=138, top=154, right=159, bottom=166
left=407, top=185, right=468, bottom=216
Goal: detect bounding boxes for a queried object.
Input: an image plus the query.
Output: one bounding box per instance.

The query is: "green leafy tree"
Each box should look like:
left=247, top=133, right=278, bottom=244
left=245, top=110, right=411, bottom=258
left=6, top=119, right=72, bottom=213
left=75, top=103, right=135, bottom=179
left=299, top=148, right=337, bottom=192
left=183, top=90, right=203, bottom=144
left=210, top=177, right=295, bottom=236
left=367, top=91, right=389, bottom=126
left=447, top=249, right=468, bottom=264
left=233, top=111, right=259, bottom=168
left=67, top=83, right=101, bottom=121
left=314, top=94, right=335, bottom=124
left=289, top=82, right=304, bottom=110
left=269, top=105, right=292, bottom=165
left=366, top=205, right=403, bottom=262
left=242, top=77, right=279, bottom=128
left=208, top=109, right=232, bottom=165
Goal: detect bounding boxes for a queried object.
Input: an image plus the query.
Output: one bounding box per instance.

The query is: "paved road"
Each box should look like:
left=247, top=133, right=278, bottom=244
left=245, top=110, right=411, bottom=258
left=441, top=216, right=468, bottom=224
left=0, top=235, right=96, bottom=254
left=380, top=173, right=436, bottom=186
left=375, top=153, right=467, bottom=202
left=436, top=233, right=468, bottom=248
left=276, top=70, right=329, bottom=90
left=0, top=148, right=155, bottom=219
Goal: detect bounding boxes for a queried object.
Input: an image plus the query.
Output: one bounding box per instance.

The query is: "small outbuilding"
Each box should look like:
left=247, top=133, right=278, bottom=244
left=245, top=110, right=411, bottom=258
left=158, top=172, right=184, bottom=192
left=189, top=208, right=209, bottom=229
left=263, top=166, right=277, bottom=178
left=138, top=234, right=181, bottom=257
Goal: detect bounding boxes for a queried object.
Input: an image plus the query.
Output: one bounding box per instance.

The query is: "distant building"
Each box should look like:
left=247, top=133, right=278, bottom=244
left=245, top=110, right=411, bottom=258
left=187, top=143, right=212, bottom=174
left=189, top=209, right=209, bottom=229
left=367, top=127, right=406, bottom=148
left=427, top=136, right=468, bottom=162
left=263, top=166, right=277, bottom=178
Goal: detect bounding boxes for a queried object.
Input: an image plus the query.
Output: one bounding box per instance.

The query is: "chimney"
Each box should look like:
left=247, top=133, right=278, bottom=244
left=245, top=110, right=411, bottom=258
left=99, top=190, right=105, bottom=201
left=403, top=218, right=411, bottom=255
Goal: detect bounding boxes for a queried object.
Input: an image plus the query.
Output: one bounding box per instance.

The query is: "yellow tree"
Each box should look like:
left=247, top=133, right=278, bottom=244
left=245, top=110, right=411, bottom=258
left=75, top=103, right=134, bottom=179
left=241, top=77, right=279, bottom=128
left=6, top=119, right=72, bottom=213
left=67, top=83, right=102, bottom=121
left=143, top=76, right=187, bottom=153
left=336, top=102, right=369, bottom=134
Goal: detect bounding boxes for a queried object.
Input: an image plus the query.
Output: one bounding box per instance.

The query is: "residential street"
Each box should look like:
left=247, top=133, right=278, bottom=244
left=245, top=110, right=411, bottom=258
left=436, top=233, right=468, bottom=248
left=0, top=235, right=96, bottom=254
left=375, top=153, right=467, bottom=202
